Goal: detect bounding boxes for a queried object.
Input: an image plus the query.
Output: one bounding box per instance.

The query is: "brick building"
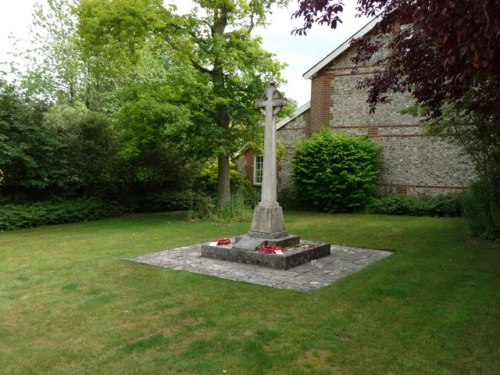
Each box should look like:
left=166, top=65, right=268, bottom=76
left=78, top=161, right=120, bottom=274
left=236, top=18, right=475, bottom=196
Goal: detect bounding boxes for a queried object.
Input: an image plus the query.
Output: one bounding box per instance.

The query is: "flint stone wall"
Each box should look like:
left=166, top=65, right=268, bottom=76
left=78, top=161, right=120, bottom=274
left=235, top=30, right=475, bottom=196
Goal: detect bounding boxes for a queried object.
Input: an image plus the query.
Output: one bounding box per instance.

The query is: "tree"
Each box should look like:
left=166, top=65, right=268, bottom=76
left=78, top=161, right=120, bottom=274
left=2, top=1, right=204, bottom=203
left=76, top=0, right=172, bottom=112
left=10, top=0, right=85, bottom=105
left=43, top=105, right=126, bottom=198
left=293, top=0, right=499, bottom=116
left=76, top=0, right=287, bottom=208
left=165, top=0, right=288, bottom=208
left=0, top=78, right=75, bottom=200
left=426, top=93, right=500, bottom=239
left=293, top=0, right=499, bottom=239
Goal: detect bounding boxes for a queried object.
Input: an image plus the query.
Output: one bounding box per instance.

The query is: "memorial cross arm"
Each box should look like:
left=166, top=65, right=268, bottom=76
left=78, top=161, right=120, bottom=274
left=255, top=83, right=287, bottom=118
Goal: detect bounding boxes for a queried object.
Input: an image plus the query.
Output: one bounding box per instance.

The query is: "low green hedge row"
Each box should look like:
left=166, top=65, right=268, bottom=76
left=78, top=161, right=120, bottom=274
left=0, top=191, right=212, bottom=231
left=366, top=193, right=464, bottom=217
left=130, top=191, right=211, bottom=213
left=1, top=191, right=467, bottom=232
left=0, top=198, right=127, bottom=231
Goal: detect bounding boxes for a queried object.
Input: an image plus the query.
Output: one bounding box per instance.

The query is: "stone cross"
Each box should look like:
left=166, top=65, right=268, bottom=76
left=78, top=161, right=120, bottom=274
left=231, top=82, right=298, bottom=249
left=255, top=82, right=287, bottom=203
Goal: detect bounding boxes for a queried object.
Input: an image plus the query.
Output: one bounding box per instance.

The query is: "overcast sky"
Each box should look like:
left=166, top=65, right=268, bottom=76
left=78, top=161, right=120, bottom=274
left=0, top=1, right=371, bottom=105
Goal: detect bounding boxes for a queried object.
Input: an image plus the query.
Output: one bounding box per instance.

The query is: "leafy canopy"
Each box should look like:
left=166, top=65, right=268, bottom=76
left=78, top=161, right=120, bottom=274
left=76, top=0, right=288, bottom=207
left=292, top=0, right=500, bottom=119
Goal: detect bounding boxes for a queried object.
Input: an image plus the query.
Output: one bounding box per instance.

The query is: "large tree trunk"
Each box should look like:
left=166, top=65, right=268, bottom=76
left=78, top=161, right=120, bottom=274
left=213, top=5, right=231, bottom=209
left=215, top=100, right=231, bottom=209
left=217, top=153, right=231, bottom=208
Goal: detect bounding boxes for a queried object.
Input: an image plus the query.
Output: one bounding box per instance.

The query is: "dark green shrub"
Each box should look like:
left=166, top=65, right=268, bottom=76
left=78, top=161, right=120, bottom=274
left=187, top=194, right=216, bottom=221
left=130, top=190, right=211, bottom=213
left=434, top=192, right=465, bottom=217
left=195, top=161, right=259, bottom=207
left=293, top=129, right=382, bottom=212
left=207, top=190, right=253, bottom=223
left=366, top=193, right=464, bottom=217
left=277, top=187, right=303, bottom=210
left=187, top=189, right=252, bottom=223
left=0, top=198, right=126, bottom=231
left=237, top=181, right=260, bottom=208
left=463, top=180, right=500, bottom=241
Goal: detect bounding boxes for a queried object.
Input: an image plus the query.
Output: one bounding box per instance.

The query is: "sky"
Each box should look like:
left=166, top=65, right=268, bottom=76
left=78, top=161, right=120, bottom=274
left=0, top=0, right=371, bottom=105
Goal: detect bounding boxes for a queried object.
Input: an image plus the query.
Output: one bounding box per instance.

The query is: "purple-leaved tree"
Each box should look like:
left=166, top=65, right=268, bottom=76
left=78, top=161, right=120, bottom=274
left=293, top=0, right=500, bottom=239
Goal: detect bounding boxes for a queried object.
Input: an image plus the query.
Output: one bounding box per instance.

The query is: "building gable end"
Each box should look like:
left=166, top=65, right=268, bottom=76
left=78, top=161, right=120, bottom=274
left=303, top=15, right=381, bottom=80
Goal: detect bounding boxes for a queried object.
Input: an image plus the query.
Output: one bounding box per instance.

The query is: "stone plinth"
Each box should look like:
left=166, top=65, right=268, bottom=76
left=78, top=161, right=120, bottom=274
left=201, top=240, right=331, bottom=270
left=232, top=234, right=300, bottom=251
left=247, top=202, right=288, bottom=239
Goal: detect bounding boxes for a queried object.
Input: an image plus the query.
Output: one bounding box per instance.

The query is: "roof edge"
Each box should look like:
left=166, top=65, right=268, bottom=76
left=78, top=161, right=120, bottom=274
left=276, top=101, right=311, bottom=130
left=303, top=15, right=381, bottom=80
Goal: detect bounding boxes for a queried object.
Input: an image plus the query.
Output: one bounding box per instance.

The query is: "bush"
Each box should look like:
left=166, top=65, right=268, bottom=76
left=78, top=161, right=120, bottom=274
left=0, top=198, right=126, bottom=231
left=130, top=190, right=211, bottom=213
left=187, top=189, right=252, bottom=223
left=237, top=180, right=260, bottom=208
left=366, top=193, right=464, bottom=217
left=206, top=190, right=253, bottom=223
left=463, top=180, right=500, bottom=241
left=277, top=187, right=303, bottom=210
left=0, top=190, right=219, bottom=231
left=293, top=129, right=382, bottom=212
left=195, top=161, right=259, bottom=207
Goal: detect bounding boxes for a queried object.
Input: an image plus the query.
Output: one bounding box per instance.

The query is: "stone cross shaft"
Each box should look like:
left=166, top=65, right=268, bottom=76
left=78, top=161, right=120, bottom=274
left=230, top=82, right=296, bottom=246
left=255, top=82, right=287, bottom=203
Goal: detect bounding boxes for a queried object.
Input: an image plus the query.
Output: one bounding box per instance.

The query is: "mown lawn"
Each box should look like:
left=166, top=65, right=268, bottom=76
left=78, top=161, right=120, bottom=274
left=0, top=211, right=498, bottom=374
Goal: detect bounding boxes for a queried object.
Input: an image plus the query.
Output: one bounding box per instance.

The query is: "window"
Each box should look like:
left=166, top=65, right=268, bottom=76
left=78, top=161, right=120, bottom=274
left=253, top=155, right=263, bottom=185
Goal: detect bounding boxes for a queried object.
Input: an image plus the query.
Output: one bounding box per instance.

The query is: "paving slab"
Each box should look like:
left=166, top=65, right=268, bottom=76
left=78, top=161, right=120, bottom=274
left=126, top=240, right=392, bottom=292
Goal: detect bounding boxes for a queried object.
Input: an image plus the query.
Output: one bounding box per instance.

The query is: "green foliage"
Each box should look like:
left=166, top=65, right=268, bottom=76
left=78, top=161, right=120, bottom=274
left=188, top=189, right=253, bottom=224
left=111, top=49, right=196, bottom=160
left=425, top=92, right=500, bottom=241
left=77, top=0, right=168, bottom=69
left=58, top=109, right=125, bottom=197
left=195, top=161, right=259, bottom=206
left=207, top=190, right=253, bottom=224
left=5, top=0, right=289, bottom=209
left=366, top=193, right=465, bottom=217
left=13, top=0, right=84, bottom=105
left=276, top=98, right=298, bottom=121
left=0, top=190, right=221, bottom=231
left=130, top=190, right=211, bottom=213
left=0, top=80, right=76, bottom=198
left=76, top=0, right=288, bottom=206
left=186, top=194, right=217, bottom=221
left=0, top=198, right=126, bottom=231
left=463, top=180, right=500, bottom=241
left=277, top=187, right=302, bottom=210
left=0, top=78, right=196, bottom=202
left=246, top=127, right=287, bottom=161
left=293, top=129, right=382, bottom=212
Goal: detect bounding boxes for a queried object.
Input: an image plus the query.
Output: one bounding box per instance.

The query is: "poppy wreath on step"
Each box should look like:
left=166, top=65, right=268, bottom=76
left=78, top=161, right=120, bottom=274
left=257, top=245, right=285, bottom=254
left=213, top=238, right=231, bottom=245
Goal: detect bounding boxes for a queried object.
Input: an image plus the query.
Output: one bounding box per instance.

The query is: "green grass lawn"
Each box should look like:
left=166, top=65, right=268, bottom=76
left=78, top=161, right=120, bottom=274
left=1, top=211, right=498, bottom=374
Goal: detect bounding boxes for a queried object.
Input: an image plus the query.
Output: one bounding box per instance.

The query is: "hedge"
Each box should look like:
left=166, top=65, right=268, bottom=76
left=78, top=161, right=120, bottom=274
left=366, top=193, right=464, bottom=217
left=0, top=198, right=126, bottom=231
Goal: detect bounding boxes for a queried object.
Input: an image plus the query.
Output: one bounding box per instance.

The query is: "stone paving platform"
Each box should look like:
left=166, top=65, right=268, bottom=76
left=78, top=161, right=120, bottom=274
left=126, top=240, right=392, bottom=292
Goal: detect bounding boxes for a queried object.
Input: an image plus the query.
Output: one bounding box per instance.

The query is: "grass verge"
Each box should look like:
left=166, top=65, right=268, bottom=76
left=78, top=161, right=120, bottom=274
left=0, top=212, right=498, bottom=374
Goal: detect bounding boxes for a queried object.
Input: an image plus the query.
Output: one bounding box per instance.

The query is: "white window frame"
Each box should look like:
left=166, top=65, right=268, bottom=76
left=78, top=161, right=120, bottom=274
left=253, top=155, right=263, bottom=186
